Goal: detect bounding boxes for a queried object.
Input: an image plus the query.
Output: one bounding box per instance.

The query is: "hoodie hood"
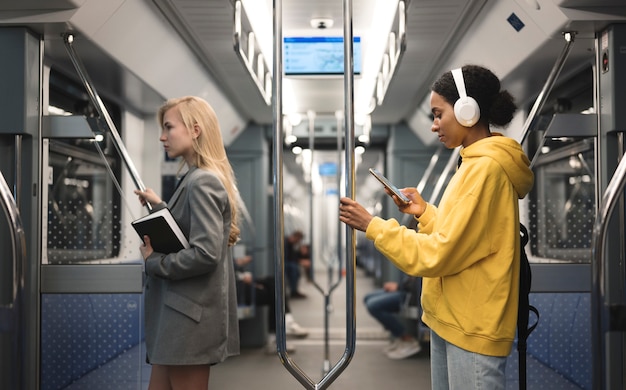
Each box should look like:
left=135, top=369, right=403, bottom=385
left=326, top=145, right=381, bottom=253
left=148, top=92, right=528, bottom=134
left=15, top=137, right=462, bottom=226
left=460, top=134, right=534, bottom=199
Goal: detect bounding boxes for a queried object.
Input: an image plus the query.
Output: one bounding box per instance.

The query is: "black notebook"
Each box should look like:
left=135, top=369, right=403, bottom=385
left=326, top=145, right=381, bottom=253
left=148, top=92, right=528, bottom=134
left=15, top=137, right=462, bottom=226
left=131, top=208, right=190, bottom=254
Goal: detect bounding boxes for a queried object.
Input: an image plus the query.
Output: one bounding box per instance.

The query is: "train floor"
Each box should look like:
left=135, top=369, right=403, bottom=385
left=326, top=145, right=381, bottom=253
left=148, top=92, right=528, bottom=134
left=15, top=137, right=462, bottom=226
left=209, top=265, right=432, bottom=389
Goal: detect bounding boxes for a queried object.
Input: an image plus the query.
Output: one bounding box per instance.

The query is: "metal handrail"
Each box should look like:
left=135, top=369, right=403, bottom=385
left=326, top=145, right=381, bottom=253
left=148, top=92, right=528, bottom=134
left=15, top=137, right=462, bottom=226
left=272, top=0, right=356, bottom=387
left=520, top=32, right=576, bottom=166
left=590, top=151, right=626, bottom=390
left=0, top=170, right=26, bottom=309
left=62, top=33, right=152, bottom=211
left=430, top=147, right=460, bottom=204
left=396, top=145, right=455, bottom=229
left=400, top=145, right=445, bottom=226
left=417, top=145, right=444, bottom=194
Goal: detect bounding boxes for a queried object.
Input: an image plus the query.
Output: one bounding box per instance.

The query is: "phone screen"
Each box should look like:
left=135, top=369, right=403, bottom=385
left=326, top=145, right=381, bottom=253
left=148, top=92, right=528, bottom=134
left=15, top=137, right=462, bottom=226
left=369, top=168, right=410, bottom=204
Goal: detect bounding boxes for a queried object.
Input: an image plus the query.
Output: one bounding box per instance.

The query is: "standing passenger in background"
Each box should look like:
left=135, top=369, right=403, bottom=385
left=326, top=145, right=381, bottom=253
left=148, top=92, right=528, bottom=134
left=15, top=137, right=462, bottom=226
left=135, top=96, right=241, bottom=390
left=339, top=65, right=534, bottom=389
left=298, top=243, right=313, bottom=282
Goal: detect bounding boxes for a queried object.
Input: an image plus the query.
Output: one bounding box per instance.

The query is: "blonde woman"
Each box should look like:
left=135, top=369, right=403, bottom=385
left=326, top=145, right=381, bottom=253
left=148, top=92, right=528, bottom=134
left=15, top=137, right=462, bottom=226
left=135, top=96, right=240, bottom=389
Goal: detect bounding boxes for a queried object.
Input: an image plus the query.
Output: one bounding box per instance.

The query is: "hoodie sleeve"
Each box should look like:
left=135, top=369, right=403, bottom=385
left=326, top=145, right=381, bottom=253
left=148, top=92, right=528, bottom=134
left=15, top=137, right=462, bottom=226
left=366, top=207, right=490, bottom=278
left=365, top=157, right=512, bottom=278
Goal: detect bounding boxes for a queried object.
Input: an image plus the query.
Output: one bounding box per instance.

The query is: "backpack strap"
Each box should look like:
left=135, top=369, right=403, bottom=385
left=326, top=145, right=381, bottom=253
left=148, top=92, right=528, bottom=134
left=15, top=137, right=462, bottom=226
left=518, top=223, right=539, bottom=390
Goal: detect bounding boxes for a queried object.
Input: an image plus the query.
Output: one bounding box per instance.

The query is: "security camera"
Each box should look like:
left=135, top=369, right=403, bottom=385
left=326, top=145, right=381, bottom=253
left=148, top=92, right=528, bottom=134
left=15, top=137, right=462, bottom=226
left=310, top=18, right=334, bottom=29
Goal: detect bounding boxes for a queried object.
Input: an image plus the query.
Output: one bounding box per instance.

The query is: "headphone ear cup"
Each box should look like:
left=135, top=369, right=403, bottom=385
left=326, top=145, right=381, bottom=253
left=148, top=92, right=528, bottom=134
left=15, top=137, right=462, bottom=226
left=454, top=96, right=480, bottom=127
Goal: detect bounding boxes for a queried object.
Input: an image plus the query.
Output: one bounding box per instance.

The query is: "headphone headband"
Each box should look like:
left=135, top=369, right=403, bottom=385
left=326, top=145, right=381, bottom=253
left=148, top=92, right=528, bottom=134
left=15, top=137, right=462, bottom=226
left=452, top=68, right=468, bottom=100
left=451, top=67, right=480, bottom=127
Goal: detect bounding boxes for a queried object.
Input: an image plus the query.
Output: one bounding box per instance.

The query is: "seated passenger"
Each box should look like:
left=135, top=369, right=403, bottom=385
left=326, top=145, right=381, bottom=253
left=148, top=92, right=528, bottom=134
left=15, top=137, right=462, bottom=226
left=234, top=255, right=309, bottom=353
left=364, top=275, right=423, bottom=359
left=284, top=231, right=308, bottom=298
left=298, top=243, right=313, bottom=282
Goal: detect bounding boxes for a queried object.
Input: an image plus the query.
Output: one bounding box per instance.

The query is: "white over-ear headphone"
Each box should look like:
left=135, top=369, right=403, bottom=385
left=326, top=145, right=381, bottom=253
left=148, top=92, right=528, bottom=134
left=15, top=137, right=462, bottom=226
left=451, top=68, right=480, bottom=127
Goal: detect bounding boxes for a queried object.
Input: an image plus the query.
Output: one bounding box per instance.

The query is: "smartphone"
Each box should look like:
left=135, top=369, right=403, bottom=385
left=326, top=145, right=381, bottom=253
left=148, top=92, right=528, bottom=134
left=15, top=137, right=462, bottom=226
left=369, top=168, right=411, bottom=204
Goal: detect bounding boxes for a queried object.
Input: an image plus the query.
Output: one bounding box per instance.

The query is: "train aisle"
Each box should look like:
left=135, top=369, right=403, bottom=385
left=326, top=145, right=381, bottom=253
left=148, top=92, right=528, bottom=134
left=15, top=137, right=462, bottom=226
left=210, top=265, right=431, bottom=389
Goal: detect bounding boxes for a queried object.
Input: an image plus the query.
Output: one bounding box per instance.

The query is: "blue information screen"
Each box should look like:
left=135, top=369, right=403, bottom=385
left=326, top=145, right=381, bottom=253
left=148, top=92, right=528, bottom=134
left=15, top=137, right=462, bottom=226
left=284, top=37, right=362, bottom=76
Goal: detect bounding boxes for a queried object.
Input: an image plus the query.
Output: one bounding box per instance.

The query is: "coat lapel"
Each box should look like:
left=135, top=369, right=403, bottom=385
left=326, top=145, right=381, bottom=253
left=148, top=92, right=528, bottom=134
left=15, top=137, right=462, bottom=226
left=168, top=166, right=196, bottom=207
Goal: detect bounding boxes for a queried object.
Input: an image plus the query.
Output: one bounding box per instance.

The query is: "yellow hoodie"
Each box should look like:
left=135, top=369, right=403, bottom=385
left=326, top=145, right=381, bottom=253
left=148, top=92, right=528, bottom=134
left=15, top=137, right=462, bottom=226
left=365, top=134, right=534, bottom=356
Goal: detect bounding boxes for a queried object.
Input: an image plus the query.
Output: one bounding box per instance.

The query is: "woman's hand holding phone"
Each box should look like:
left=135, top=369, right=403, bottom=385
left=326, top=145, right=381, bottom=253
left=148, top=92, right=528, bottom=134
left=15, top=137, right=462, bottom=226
left=368, top=168, right=411, bottom=204
left=392, top=187, right=427, bottom=217
left=368, top=168, right=428, bottom=217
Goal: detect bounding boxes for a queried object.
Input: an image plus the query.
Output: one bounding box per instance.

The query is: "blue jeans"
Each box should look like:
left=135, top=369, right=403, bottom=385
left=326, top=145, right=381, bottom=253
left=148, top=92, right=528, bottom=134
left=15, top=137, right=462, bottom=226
left=285, top=261, right=300, bottom=294
left=430, top=330, right=506, bottom=390
left=363, top=289, right=406, bottom=338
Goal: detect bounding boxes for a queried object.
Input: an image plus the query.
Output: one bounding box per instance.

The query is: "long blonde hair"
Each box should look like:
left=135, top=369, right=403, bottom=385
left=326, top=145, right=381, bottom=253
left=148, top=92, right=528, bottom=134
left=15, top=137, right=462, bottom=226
left=158, top=96, right=240, bottom=245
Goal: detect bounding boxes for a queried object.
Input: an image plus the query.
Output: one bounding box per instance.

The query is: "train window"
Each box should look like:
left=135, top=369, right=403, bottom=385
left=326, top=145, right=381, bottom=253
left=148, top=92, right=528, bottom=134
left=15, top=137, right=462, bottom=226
left=45, top=69, right=123, bottom=264
left=528, top=137, right=595, bottom=263
left=46, top=140, right=122, bottom=263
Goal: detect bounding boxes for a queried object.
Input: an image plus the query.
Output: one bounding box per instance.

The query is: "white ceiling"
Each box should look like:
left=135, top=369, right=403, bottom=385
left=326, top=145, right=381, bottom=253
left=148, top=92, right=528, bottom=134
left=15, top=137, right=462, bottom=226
left=3, top=0, right=624, bottom=128
left=150, top=0, right=626, bottom=131
left=153, top=0, right=483, bottom=125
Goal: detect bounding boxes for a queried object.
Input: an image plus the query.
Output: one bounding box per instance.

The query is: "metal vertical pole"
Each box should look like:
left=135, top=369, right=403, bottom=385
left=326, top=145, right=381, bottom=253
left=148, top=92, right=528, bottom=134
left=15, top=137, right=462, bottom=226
left=272, top=0, right=288, bottom=366
left=273, top=0, right=356, bottom=388
left=341, top=0, right=357, bottom=375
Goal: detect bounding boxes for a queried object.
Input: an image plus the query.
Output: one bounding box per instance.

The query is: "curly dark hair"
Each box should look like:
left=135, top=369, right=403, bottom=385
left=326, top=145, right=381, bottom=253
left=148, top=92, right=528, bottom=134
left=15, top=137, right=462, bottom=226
left=431, top=65, right=517, bottom=127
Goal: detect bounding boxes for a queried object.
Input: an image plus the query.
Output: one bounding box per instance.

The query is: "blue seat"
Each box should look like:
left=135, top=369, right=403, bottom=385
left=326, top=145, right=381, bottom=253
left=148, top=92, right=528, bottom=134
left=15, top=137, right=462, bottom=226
left=41, top=294, right=143, bottom=389
left=506, top=293, right=591, bottom=390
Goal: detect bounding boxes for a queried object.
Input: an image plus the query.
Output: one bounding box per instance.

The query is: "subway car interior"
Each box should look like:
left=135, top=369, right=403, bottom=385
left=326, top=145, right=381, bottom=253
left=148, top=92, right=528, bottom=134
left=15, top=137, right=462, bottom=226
left=1, top=0, right=626, bottom=389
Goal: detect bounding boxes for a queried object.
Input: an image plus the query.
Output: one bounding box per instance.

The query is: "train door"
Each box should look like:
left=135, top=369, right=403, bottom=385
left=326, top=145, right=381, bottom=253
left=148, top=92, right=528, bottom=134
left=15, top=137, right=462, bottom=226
left=39, top=58, right=148, bottom=390
left=0, top=27, right=44, bottom=390
left=531, top=24, right=626, bottom=390
left=519, top=24, right=626, bottom=390
left=0, top=28, right=146, bottom=390
left=592, top=23, right=626, bottom=390
left=39, top=112, right=145, bottom=390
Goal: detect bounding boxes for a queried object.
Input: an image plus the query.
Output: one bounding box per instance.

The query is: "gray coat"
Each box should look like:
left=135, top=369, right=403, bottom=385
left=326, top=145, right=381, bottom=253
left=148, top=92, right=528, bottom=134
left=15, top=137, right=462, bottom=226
left=144, top=166, right=239, bottom=365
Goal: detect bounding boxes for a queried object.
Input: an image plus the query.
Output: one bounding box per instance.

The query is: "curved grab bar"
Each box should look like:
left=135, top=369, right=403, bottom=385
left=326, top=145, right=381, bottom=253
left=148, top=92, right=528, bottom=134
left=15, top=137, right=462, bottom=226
left=417, top=145, right=445, bottom=194
left=0, top=170, right=26, bottom=309
left=590, top=152, right=626, bottom=390
left=401, top=145, right=445, bottom=226
left=520, top=32, right=575, bottom=155
left=272, top=0, right=356, bottom=388
left=430, top=147, right=460, bottom=204
left=62, top=33, right=152, bottom=212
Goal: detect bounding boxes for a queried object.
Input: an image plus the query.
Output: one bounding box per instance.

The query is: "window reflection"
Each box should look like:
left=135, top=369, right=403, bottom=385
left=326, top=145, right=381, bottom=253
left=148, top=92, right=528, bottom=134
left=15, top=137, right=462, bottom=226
left=529, top=138, right=595, bottom=263
left=47, top=140, right=121, bottom=263
left=46, top=69, right=124, bottom=264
